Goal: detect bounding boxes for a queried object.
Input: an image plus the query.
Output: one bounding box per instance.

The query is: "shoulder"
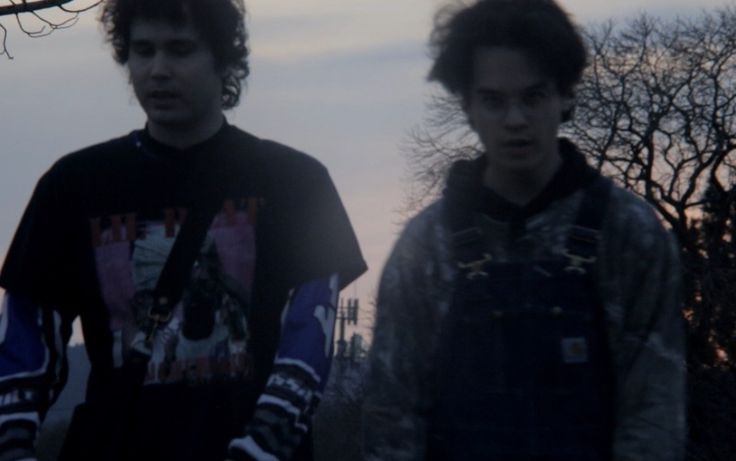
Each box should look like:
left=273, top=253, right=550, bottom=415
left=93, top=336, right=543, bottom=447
left=229, top=127, right=328, bottom=178
left=44, top=133, right=135, bottom=181
left=601, top=179, right=679, bottom=283
left=28, top=134, right=134, bottom=197
left=603, top=183, right=672, bottom=250
left=397, top=201, right=446, bottom=248
left=261, top=139, right=325, bottom=171
left=387, top=200, right=450, bottom=273
left=55, top=133, right=133, bottom=167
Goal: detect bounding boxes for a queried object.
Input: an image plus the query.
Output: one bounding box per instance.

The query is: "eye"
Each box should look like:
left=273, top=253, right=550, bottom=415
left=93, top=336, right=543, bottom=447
left=168, top=41, right=198, bottom=57
left=523, top=88, right=549, bottom=106
left=480, top=93, right=505, bottom=110
left=130, top=42, right=154, bottom=58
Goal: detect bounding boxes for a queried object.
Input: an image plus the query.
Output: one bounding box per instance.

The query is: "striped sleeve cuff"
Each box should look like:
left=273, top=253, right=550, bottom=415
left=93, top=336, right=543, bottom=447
left=227, top=361, right=321, bottom=461
left=0, top=413, right=38, bottom=461
left=227, top=435, right=271, bottom=461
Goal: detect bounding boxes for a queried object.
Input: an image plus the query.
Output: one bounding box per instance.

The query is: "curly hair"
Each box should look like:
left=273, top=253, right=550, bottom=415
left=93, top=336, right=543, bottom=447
left=100, top=0, right=249, bottom=109
left=429, top=0, right=587, bottom=101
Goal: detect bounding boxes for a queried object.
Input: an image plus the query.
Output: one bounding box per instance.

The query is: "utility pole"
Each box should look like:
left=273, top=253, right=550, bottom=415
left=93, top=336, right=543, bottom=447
left=335, top=298, right=359, bottom=366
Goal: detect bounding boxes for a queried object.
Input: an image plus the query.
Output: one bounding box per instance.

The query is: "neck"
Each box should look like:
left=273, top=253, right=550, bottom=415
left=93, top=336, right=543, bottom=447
left=147, top=113, right=225, bottom=149
left=482, top=151, right=563, bottom=206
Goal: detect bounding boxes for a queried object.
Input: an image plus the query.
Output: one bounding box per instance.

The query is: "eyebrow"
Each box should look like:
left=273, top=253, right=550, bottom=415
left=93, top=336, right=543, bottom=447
left=129, top=37, right=198, bottom=45
left=129, top=38, right=201, bottom=54
left=475, top=81, right=551, bottom=94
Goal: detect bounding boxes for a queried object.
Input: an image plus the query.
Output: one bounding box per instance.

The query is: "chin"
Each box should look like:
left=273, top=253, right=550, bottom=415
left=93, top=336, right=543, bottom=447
left=146, top=111, right=190, bottom=127
left=497, top=158, right=546, bottom=177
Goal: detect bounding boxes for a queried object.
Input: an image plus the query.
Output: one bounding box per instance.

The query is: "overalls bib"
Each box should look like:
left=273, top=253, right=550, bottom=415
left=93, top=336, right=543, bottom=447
left=428, top=178, right=614, bottom=461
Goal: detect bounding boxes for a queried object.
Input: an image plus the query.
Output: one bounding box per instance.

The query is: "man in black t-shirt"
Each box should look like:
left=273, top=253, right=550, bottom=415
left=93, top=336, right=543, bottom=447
left=0, top=1, right=366, bottom=460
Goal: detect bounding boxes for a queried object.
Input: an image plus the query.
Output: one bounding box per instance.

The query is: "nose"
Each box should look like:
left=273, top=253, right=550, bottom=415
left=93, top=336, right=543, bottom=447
left=503, top=102, right=528, bottom=129
left=149, top=52, right=172, bottom=80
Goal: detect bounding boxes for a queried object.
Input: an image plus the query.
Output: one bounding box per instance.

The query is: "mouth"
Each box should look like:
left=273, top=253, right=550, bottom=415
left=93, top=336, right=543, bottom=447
left=501, top=139, right=536, bottom=158
left=503, top=139, right=533, bottom=148
left=148, top=90, right=180, bottom=101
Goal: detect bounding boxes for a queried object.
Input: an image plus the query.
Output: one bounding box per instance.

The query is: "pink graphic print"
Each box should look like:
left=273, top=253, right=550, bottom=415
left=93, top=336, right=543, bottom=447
left=90, top=199, right=259, bottom=385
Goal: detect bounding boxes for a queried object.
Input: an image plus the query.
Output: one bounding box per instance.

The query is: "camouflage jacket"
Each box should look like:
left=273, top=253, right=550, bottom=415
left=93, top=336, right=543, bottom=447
left=363, top=141, right=686, bottom=461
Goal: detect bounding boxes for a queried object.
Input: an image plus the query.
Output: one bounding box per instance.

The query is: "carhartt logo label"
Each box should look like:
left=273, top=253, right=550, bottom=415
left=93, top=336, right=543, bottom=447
left=561, top=337, right=589, bottom=364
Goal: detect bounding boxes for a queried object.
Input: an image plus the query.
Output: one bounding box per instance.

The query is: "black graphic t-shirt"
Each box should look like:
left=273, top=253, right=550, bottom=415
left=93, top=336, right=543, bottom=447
left=0, top=123, right=366, bottom=459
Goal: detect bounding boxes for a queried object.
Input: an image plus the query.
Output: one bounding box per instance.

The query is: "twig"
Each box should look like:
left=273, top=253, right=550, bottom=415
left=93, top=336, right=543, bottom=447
left=0, top=23, right=14, bottom=59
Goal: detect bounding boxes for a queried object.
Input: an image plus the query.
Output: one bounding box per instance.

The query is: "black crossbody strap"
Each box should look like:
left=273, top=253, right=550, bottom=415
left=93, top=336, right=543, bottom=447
left=121, top=199, right=221, bottom=376
left=146, top=203, right=221, bottom=328
left=113, top=201, right=221, bottom=461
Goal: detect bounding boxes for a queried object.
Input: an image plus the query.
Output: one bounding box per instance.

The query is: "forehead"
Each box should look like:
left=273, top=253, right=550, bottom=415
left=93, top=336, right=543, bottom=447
left=470, top=46, right=553, bottom=92
left=129, top=17, right=203, bottom=43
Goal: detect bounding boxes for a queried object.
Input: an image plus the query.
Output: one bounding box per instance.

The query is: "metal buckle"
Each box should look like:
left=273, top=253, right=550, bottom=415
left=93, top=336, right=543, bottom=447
left=148, top=295, right=173, bottom=322
left=457, top=253, right=492, bottom=280
left=561, top=249, right=596, bottom=275
left=146, top=299, right=173, bottom=342
left=147, top=307, right=172, bottom=325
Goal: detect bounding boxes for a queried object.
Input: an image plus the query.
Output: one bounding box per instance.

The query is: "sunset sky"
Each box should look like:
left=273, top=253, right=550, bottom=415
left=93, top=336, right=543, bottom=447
left=0, top=0, right=731, bottom=342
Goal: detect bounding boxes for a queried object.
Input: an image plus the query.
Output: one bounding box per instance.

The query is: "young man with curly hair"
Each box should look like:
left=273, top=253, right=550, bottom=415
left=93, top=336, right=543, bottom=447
left=363, top=1, right=685, bottom=460
left=0, top=1, right=365, bottom=460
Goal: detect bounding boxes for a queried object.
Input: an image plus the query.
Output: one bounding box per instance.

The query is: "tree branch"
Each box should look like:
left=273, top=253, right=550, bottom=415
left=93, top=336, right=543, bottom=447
left=0, top=0, right=75, bottom=17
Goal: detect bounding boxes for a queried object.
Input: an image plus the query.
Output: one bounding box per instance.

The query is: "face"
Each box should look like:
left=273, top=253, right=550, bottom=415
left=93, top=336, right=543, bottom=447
left=128, top=18, right=223, bottom=134
left=464, top=47, right=570, bottom=179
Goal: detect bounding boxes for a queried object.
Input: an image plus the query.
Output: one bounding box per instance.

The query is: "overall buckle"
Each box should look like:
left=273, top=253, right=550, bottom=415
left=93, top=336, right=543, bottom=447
left=561, top=249, right=596, bottom=275
left=458, top=253, right=493, bottom=280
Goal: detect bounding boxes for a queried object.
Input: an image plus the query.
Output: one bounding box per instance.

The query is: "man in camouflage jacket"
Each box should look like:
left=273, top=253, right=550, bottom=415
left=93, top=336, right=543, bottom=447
left=363, top=1, right=685, bottom=460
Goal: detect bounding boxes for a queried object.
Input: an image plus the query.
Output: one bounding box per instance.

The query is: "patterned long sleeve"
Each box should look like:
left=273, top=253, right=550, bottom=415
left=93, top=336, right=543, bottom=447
left=0, top=293, right=71, bottom=461
left=227, top=274, right=339, bottom=461
left=600, top=190, right=687, bottom=461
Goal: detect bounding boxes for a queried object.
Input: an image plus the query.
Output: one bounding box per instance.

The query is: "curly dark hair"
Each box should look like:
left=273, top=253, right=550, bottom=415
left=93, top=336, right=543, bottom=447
left=429, top=0, right=587, bottom=101
left=100, top=0, right=249, bottom=109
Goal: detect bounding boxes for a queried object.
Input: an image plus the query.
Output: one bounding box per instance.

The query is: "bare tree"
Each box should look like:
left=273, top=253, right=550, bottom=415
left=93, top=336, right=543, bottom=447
left=0, top=0, right=101, bottom=59
left=403, top=8, right=736, bottom=460
left=568, top=12, right=736, bottom=258
left=400, top=92, right=479, bottom=215
left=566, top=10, right=736, bottom=378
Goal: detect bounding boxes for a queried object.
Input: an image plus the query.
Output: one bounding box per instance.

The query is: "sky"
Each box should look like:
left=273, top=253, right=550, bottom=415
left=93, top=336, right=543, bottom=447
left=0, top=0, right=732, bottom=343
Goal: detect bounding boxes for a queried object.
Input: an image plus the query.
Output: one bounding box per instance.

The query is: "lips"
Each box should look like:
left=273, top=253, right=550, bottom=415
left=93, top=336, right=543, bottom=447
left=504, top=139, right=532, bottom=147
left=148, top=90, right=179, bottom=101
left=502, top=139, right=535, bottom=157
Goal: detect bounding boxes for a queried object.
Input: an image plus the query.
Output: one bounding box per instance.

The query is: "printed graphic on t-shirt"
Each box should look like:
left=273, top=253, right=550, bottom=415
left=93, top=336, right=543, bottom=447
left=90, top=198, right=260, bottom=385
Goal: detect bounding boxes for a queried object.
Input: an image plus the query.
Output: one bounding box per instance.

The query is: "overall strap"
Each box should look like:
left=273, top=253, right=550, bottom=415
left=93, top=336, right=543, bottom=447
left=444, top=197, right=490, bottom=281
left=445, top=175, right=614, bottom=279
left=561, top=176, right=613, bottom=275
